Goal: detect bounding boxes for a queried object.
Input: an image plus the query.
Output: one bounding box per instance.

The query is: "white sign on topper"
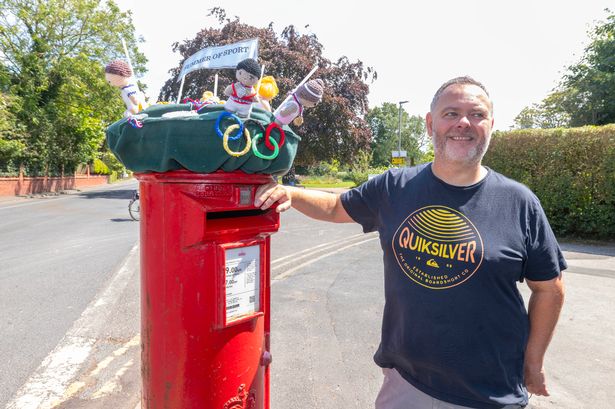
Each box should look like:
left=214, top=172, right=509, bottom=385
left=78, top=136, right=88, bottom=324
left=177, top=38, right=259, bottom=81
left=224, top=245, right=260, bottom=323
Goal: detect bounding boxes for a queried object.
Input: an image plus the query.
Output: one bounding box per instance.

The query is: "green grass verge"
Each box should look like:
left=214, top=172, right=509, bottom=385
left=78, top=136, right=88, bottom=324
left=299, top=180, right=355, bottom=188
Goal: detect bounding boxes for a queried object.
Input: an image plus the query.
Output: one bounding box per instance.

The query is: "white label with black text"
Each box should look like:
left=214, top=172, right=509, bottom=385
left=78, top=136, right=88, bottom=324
left=225, top=245, right=260, bottom=322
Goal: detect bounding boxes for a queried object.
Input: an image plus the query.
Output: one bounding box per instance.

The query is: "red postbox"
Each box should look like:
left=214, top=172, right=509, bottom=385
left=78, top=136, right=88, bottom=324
left=136, top=170, right=279, bottom=409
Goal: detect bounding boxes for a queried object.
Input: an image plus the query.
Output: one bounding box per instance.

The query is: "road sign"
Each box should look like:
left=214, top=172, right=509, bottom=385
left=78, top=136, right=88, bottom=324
left=391, top=157, right=405, bottom=165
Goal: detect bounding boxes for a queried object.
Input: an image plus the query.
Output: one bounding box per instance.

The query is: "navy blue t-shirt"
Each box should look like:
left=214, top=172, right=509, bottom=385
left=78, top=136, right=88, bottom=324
left=340, top=163, right=567, bottom=409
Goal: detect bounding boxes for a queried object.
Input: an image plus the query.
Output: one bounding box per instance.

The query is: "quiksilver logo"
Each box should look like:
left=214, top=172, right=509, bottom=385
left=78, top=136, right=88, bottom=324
left=392, top=206, right=484, bottom=289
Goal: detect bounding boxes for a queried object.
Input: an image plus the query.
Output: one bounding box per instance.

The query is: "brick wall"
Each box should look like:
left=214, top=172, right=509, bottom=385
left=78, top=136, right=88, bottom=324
left=0, top=174, right=110, bottom=196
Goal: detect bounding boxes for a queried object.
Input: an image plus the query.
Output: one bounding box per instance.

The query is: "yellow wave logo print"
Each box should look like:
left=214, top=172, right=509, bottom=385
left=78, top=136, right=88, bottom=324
left=426, top=259, right=440, bottom=268
left=392, top=206, right=484, bottom=289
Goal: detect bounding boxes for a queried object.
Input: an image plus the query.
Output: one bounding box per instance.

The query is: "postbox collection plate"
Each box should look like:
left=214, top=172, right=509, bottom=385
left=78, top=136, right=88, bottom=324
left=218, top=241, right=265, bottom=327
left=225, top=245, right=260, bottom=322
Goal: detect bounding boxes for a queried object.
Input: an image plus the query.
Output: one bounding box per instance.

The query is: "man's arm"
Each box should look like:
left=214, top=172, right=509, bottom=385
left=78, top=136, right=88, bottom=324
left=524, top=275, right=565, bottom=396
left=254, top=182, right=354, bottom=223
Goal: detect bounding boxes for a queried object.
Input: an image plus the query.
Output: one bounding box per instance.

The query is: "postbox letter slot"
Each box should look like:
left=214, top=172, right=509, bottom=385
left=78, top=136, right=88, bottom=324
left=206, top=209, right=270, bottom=220
left=204, top=208, right=278, bottom=236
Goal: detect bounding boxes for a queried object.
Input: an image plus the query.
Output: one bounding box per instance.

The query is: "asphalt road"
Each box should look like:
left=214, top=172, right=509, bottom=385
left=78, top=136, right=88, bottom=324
left=0, top=180, right=140, bottom=408
left=2, top=183, right=614, bottom=409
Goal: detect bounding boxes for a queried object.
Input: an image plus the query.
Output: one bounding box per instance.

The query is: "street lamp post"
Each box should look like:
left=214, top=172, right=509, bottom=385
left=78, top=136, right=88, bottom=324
left=398, top=100, right=409, bottom=162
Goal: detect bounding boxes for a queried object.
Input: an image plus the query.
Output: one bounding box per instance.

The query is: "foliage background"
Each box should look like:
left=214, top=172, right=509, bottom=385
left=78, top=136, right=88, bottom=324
left=483, top=125, right=615, bottom=238
left=365, top=102, right=429, bottom=167
left=0, top=0, right=145, bottom=176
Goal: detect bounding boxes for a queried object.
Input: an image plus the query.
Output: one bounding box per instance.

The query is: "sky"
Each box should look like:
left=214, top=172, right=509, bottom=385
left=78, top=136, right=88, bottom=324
left=115, top=0, right=612, bottom=130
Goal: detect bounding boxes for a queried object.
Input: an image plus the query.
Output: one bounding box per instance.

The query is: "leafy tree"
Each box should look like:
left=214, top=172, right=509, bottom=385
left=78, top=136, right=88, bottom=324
left=0, top=0, right=145, bottom=174
left=513, top=105, right=541, bottom=129
left=0, top=64, right=10, bottom=91
left=512, top=92, right=571, bottom=129
left=159, top=8, right=375, bottom=166
left=0, top=92, right=26, bottom=173
left=514, top=9, right=615, bottom=128
left=365, top=102, right=428, bottom=167
left=558, top=10, right=615, bottom=126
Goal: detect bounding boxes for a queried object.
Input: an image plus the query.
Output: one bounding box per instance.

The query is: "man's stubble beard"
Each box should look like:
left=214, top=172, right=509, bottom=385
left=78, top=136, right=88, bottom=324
left=432, top=129, right=490, bottom=166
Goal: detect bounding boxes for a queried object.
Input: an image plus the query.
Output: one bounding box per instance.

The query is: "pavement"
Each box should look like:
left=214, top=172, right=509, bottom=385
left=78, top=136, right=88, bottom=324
left=0, top=178, right=136, bottom=205
left=0, top=178, right=138, bottom=217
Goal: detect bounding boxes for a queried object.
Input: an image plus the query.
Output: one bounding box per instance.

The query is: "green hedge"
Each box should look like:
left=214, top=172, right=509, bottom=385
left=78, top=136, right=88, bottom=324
left=483, top=125, right=615, bottom=239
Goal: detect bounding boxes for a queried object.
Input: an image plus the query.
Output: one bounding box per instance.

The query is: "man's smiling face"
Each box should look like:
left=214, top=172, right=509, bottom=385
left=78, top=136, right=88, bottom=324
left=427, top=84, right=494, bottom=166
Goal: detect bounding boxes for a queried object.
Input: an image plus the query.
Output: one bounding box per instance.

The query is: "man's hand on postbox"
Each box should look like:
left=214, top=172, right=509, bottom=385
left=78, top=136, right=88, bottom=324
left=254, top=182, right=292, bottom=212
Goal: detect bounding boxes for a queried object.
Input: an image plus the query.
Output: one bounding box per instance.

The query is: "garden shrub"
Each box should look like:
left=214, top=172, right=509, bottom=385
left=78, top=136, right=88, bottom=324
left=92, top=158, right=110, bottom=175
left=483, top=125, right=615, bottom=238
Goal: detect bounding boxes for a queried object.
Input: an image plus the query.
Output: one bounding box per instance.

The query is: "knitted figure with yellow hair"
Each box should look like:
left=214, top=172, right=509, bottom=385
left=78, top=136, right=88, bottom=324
left=253, top=76, right=279, bottom=112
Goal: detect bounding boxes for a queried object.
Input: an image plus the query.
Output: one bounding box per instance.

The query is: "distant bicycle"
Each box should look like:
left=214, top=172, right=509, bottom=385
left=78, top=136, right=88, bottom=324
left=128, top=190, right=140, bottom=221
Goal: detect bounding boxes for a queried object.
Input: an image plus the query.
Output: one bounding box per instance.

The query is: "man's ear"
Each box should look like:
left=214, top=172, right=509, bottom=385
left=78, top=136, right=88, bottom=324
left=426, top=112, right=433, bottom=136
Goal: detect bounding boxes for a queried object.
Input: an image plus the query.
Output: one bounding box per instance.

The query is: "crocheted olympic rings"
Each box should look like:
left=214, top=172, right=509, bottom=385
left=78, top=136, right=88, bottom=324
left=223, top=124, right=252, bottom=157
left=244, top=119, right=266, bottom=138
left=215, top=111, right=244, bottom=140
left=252, top=133, right=280, bottom=160
left=265, top=122, right=285, bottom=150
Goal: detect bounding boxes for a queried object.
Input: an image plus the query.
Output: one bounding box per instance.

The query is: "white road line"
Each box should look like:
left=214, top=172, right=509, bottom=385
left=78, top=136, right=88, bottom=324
left=271, top=232, right=368, bottom=265
left=6, top=244, right=140, bottom=409
left=272, top=232, right=378, bottom=271
left=272, top=237, right=379, bottom=282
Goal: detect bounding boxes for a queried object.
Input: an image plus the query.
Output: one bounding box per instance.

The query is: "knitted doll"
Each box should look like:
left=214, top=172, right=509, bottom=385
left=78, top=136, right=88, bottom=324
left=104, top=60, right=148, bottom=117
left=201, top=90, right=221, bottom=105
left=274, top=79, right=324, bottom=126
left=253, top=76, right=279, bottom=112
left=223, top=58, right=261, bottom=117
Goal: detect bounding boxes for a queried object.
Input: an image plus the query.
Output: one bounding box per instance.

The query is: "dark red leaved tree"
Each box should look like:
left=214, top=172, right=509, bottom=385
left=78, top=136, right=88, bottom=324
left=159, top=8, right=376, bottom=166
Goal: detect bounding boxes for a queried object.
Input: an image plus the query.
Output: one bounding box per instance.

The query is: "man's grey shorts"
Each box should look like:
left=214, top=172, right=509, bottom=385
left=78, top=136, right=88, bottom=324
left=375, top=368, right=525, bottom=409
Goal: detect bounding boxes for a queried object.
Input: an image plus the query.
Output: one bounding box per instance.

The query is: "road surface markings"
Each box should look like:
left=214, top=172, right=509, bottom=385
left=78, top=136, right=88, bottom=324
left=272, top=232, right=374, bottom=269
left=90, top=358, right=136, bottom=400
left=6, top=244, right=139, bottom=409
left=272, top=236, right=380, bottom=282
left=49, top=335, right=140, bottom=406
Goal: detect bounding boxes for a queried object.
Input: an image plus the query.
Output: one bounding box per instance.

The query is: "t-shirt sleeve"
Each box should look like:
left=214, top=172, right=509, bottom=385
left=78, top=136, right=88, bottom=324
left=340, top=173, right=386, bottom=233
left=523, top=196, right=568, bottom=281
